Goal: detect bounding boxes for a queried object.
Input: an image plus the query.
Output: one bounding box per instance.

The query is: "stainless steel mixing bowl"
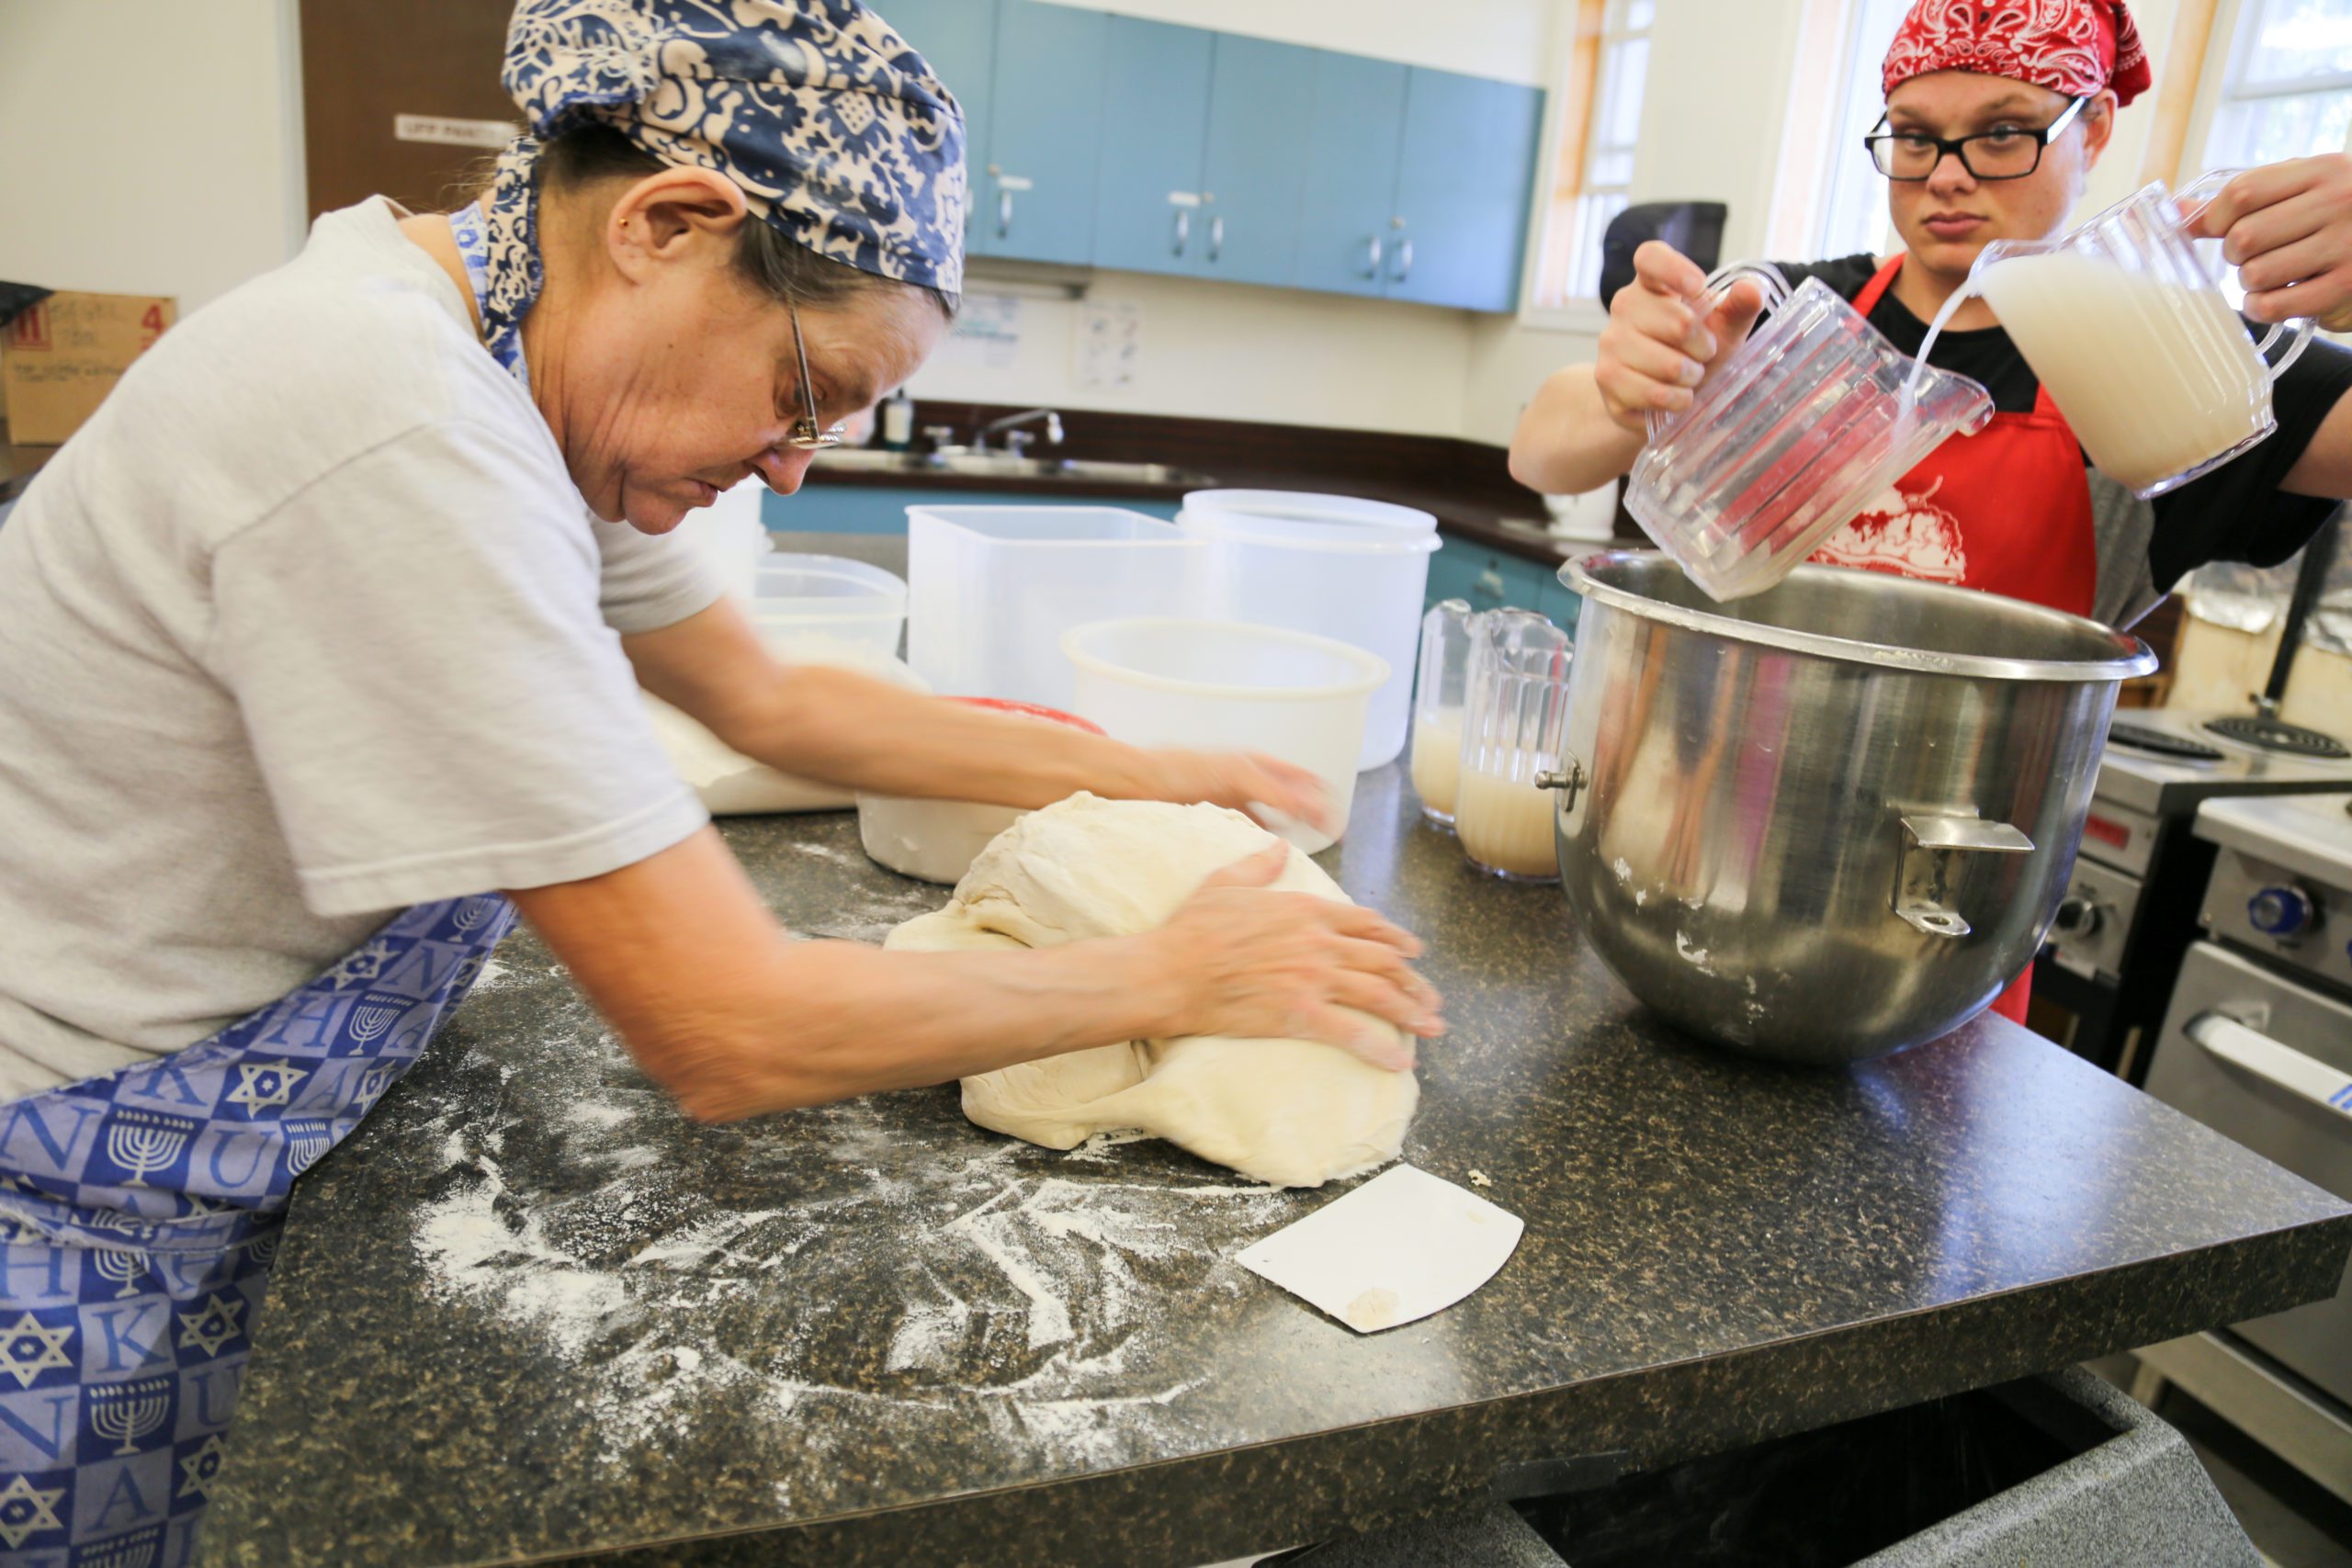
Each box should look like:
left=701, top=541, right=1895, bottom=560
left=1547, top=553, right=2156, bottom=1065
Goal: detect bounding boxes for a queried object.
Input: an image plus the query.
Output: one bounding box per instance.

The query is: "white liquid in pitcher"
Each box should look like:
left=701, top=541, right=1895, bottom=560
left=1409, top=708, right=1463, bottom=819
left=1973, top=251, right=2272, bottom=492
left=1455, top=765, right=1560, bottom=880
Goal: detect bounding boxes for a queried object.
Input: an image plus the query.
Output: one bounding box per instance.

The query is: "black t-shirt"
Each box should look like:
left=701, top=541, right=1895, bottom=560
left=1770, top=254, right=2352, bottom=592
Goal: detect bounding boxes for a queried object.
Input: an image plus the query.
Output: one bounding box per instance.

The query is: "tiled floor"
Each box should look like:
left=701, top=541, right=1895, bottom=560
left=2088, top=1355, right=2352, bottom=1568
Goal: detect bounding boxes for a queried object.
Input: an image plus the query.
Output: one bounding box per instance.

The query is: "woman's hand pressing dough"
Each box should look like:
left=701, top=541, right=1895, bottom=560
left=1140, top=750, right=1334, bottom=837
left=1146, top=844, right=1442, bottom=1071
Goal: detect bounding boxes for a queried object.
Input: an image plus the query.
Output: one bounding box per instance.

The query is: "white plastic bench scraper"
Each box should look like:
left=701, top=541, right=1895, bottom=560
left=1236, top=1165, right=1523, bottom=1333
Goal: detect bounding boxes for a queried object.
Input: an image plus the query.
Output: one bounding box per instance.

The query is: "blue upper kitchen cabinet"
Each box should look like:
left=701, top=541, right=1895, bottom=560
left=874, top=0, right=998, bottom=195
left=1388, top=67, right=1545, bottom=311
left=1090, top=17, right=1214, bottom=277
left=967, top=0, right=1108, bottom=266
left=1193, top=35, right=1315, bottom=288
left=1295, top=52, right=1410, bottom=299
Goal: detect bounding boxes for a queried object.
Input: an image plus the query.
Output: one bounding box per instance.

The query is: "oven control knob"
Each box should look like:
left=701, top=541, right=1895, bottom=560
left=2052, top=896, right=2101, bottom=937
left=2247, top=886, right=2314, bottom=939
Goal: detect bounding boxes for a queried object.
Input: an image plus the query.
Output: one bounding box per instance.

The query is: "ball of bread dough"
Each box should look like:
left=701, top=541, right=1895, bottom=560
left=884, top=794, right=1418, bottom=1188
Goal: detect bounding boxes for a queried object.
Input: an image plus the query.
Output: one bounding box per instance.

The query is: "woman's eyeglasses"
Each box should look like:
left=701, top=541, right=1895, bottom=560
left=786, top=305, right=847, bottom=450
left=1864, top=96, right=2087, bottom=182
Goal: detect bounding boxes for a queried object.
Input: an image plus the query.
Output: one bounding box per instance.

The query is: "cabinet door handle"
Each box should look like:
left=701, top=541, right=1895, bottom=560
left=1208, top=214, right=1225, bottom=262
left=1474, top=568, right=1506, bottom=602
left=1362, top=235, right=1384, bottom=279
left=2188, top=1011, right=2352, bottom=1117
left=998, top=187, right=1014, bottom=239
left=1171, top=208, right=1190, bottom=256
left=1392, top=237, right=1415, bottom=284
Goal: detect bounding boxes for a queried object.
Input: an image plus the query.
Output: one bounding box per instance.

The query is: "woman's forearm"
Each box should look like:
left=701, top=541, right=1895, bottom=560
left=661, top=935, right=1184, bottom=1119
left=622, top=603, right=1163, bottom=806
left=511, top=827, right=1188, bottom=1121
left=1509, top=364, right=1646, bottom=498
left=723, top=664, right=1159, bottom=807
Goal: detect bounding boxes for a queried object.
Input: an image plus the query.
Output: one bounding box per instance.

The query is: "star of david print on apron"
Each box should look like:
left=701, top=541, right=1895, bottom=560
left=1808, top=254, right=2100, bottom=1027
left=0, top=893, right=515, bottom=1566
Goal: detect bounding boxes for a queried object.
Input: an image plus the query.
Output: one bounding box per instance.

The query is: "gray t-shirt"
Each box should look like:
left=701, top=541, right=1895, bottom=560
left=0, top=199, right=721, bottom=1100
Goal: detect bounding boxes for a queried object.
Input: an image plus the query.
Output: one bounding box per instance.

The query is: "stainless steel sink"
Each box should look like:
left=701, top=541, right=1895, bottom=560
left=809, top=448, right=1213, bottom=487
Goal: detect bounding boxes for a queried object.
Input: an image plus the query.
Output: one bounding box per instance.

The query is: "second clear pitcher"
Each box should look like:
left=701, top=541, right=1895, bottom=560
left=1457, top=610, right=1573, bottom=882
left=1971, top=172, right=2319, bottom=499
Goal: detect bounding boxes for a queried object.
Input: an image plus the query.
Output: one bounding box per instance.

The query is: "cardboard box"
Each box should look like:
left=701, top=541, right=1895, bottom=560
left=1, top=288, right=177, bottom=446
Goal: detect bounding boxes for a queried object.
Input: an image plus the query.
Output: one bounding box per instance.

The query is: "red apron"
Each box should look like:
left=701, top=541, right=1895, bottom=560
left=1809, top=255, right=2099, bottom=1025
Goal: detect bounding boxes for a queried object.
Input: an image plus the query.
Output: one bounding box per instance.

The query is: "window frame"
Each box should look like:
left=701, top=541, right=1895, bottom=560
left=2186, top=0, right=2352, bottom=178
left=1519, top=0, right=1657, bottom=330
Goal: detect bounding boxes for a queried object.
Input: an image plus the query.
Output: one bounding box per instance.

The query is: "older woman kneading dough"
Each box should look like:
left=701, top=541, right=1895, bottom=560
left=0, top=2, right=1436, bottom=1551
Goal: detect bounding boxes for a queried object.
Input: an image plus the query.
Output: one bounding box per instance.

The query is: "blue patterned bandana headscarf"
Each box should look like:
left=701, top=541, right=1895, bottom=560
left=473, top=0, right=966, bottom=368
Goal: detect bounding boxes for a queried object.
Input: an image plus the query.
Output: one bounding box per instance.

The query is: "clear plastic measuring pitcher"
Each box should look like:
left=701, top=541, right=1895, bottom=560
left=1969, top=172, right=2318, bottom=499
left=1409, top=598, right=1474, bottom=826
left=1457, top=609, right=1572, bottom=882
left=1624, top=263, right=1996, bottom=603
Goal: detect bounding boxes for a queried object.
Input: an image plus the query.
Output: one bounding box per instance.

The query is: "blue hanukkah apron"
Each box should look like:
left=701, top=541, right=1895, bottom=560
left=0, top=893, right=517, bottom=1566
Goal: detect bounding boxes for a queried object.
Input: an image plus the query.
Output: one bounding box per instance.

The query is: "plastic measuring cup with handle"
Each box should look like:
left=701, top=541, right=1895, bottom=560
left=1969, top=171, right=2318, bottom=500
left=1623, top=262, right=1996, bottom=603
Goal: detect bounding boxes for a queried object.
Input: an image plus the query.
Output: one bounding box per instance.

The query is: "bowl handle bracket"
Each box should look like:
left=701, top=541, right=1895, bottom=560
left=1894, top=813, right=2034, bottom=939
left=1535, top=759, right=1589, bottom=812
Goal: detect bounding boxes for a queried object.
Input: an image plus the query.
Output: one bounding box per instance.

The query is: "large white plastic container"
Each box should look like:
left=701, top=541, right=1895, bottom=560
left=750, top=554, right=908, bottom=662
left=1182, top=489, right=1438, bottom=540
left=1178, top=496, right=1440, bottom=772
left=908, top=505, right=1208, bottom=707
left=1061, top=618, right=1389, bottom=853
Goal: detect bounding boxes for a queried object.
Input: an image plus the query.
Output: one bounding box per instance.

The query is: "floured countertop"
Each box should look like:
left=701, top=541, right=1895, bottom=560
left=202, top=768, right=2352, bottom=1568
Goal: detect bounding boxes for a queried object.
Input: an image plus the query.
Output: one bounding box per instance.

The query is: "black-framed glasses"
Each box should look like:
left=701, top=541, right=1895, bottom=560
left=1863, top=96, right=2087, bottom=181
left=786, top=305, right=847, bottom=450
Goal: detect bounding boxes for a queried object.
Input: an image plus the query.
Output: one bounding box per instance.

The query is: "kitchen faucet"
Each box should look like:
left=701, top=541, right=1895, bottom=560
left=971, top=408, right=1064, bottom=457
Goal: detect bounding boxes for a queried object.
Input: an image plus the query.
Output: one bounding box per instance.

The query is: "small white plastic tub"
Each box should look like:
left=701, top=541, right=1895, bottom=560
left=1178, top=501, right=1440, bottom=773
left=749, top=554, right=908, bottom=662
left=856, top=700, right=1105, bottom=885
left=906, top=505, right=1208, bottom=708
left=1061, top=618, right=1389, bottom=853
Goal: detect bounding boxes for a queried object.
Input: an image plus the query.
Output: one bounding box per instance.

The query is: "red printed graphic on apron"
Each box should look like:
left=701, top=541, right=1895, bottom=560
left=1812, top=474, right=1969, bottom=585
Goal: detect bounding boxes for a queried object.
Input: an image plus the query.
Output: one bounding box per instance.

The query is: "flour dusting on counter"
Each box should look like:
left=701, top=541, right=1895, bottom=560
left=406, top=1008, right=1295, bottom=1473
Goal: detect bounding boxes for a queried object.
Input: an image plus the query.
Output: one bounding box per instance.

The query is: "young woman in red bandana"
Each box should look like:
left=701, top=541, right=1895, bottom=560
left=1511, top=0, right=2352, bottom=1024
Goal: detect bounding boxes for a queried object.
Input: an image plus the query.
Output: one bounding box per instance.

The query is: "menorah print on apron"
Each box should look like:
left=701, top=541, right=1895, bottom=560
left=0, top=893, right=515, bottom=1566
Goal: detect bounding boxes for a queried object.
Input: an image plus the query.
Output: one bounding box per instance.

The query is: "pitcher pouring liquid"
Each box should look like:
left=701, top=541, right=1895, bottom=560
left=1962, top=171, right=2320, bottom=497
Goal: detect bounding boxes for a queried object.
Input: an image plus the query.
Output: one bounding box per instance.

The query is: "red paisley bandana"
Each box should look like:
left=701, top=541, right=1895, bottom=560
left=1883, top=0, right=2153, bottom=108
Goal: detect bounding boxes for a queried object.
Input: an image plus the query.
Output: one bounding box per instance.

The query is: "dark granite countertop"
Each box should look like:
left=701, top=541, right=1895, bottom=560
left=202, top=761, right=2352, bottom=1568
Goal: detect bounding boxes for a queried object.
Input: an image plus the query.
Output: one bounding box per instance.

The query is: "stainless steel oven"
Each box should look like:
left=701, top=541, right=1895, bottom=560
left=2034, top=711, right=2352, bottom=1079
left=2149, top=944, right=2351, bottom=1401
left=2132, top=790, right=2352, bottom=1505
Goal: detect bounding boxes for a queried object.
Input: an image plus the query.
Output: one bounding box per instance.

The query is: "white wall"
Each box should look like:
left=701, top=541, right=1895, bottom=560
left=908, top=274, right=1476, bottom=433
left=1032, top=0, right=1553, bottom=85
left=0, top=0, right=306, bottom=311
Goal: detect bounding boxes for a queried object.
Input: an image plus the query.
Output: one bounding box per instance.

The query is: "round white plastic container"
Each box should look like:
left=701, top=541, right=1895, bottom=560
left=857, top=700, right=1106, bottom=884
left=1177, top=499, right=1439, bottom=773
left=750, top=554, right=908, bottom=662
left=1061, top=618, right=1389, bottom=853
